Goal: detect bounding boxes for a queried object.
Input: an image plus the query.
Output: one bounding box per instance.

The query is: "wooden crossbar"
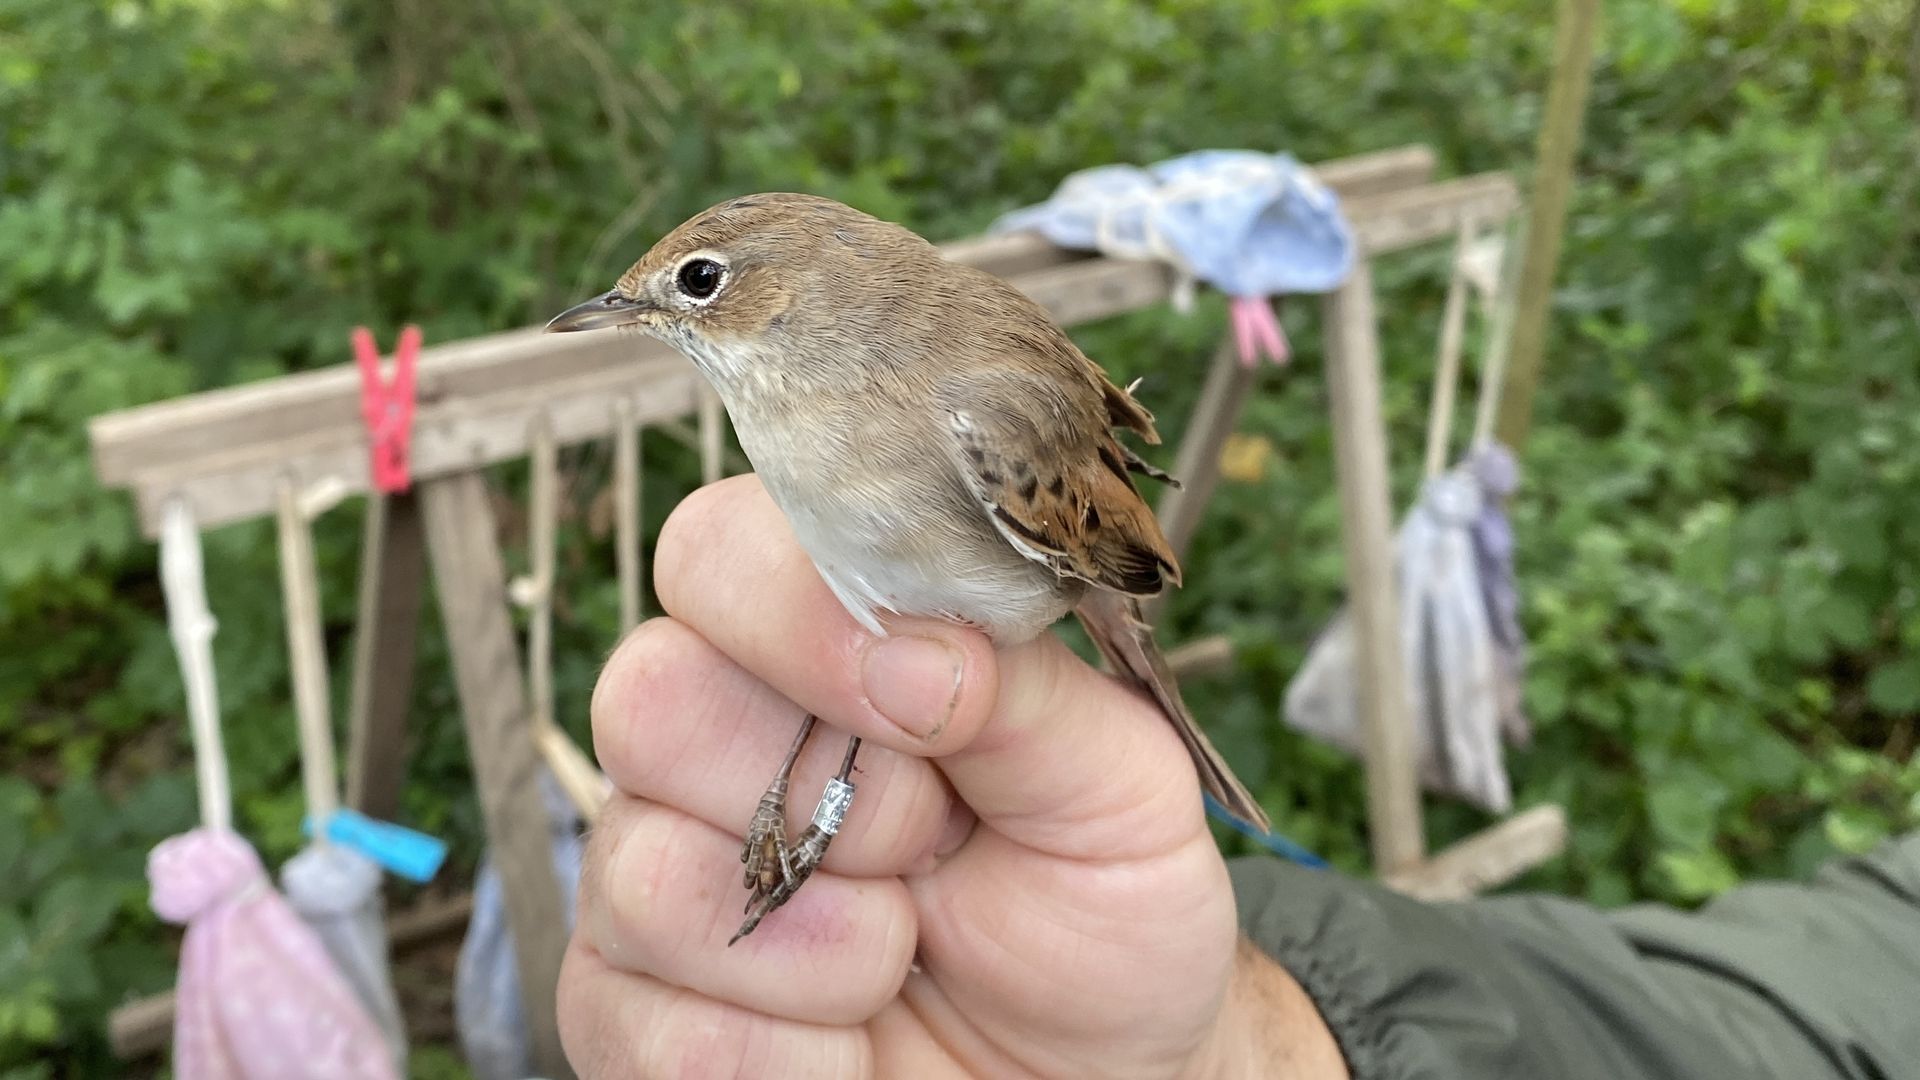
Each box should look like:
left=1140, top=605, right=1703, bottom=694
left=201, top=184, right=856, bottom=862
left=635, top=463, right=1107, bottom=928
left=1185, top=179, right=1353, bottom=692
left=89, top=149, right=1478, bottom=538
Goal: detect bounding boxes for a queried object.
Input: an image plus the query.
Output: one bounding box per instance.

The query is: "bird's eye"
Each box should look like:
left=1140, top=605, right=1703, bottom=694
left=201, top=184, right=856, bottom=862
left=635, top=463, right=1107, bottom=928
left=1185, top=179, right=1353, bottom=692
left=676, top=258, right=723, bottom=300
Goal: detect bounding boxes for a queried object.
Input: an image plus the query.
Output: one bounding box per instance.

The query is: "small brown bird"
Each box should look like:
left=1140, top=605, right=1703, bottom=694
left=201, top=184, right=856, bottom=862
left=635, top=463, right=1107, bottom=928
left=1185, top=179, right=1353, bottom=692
left=549, top=193, right=1269, bottom=942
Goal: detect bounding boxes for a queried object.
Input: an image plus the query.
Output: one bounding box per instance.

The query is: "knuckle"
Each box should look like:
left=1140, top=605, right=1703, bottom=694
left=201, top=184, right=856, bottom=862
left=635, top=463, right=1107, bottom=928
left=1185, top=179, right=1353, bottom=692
left=591, top=618, right=713, bottom=787
left=555, top=945, right=643, bottom=1079
left=653, top=476, right=750, bottom=615
left=604, top=806, right=715, bottom=969
left=641, top=995, right=873, bottom=1080
left=640, top=994, right=759, bottom=1079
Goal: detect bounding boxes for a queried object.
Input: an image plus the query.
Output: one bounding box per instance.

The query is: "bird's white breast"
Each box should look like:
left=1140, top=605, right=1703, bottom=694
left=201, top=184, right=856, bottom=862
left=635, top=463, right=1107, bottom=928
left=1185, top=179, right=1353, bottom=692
left=706, top=361, right=1077, bottom=644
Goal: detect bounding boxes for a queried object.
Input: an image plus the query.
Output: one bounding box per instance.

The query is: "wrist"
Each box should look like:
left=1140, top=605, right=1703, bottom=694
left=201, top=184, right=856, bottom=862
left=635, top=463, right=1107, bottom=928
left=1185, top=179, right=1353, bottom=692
left=1188, top=938, right=1349, bottom=1080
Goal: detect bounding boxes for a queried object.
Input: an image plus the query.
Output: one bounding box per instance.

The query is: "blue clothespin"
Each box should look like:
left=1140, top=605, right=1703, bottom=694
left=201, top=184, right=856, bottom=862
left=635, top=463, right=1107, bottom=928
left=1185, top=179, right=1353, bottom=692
left=305, top=808, right=448, bottom=882
left=1205, top=793, right=1327, bottom=868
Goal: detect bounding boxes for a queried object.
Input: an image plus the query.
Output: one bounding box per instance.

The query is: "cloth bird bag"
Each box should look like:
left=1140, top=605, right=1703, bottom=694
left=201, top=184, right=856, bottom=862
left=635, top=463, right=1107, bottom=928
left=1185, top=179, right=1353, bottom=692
left=993, top=149, right=1356, bottom=365
left=151, top=498, right=398, bottom=1080
left=1283, top=221, right=1532, bottom=813
left=454, top=773, right=586, bottom=1080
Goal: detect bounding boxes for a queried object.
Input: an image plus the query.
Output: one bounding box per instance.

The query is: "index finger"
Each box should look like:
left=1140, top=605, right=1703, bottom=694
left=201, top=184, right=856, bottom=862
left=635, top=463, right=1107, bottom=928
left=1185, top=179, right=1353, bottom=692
left=653, top=476, right=1208, bottom=860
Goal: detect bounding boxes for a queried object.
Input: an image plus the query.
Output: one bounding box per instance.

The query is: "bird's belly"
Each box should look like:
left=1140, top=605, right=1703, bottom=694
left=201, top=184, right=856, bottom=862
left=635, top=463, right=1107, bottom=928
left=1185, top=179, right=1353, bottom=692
left=784, top=492, right=1077, bottom=645
left=725, top=391, right=1079, bottom=643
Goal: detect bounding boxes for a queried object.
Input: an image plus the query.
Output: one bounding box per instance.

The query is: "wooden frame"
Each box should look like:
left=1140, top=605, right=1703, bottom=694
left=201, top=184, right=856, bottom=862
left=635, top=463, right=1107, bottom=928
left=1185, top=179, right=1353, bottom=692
left=90, top=145, right=1563, bottom=1062
left=89, top=147, right=1452, bottom=538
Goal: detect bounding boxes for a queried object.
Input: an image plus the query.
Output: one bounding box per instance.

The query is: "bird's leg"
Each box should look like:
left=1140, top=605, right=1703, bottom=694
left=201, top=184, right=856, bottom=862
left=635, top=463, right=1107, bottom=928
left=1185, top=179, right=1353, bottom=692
left=731, top=735, right=861, bottom=945
left=742, top=714, right=817, bottom=900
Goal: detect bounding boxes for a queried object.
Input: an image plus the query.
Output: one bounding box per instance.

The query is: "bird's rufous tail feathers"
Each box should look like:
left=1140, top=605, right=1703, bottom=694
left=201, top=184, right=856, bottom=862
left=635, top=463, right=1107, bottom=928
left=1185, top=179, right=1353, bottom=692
left=1073, top=590, right=1272, bottom=832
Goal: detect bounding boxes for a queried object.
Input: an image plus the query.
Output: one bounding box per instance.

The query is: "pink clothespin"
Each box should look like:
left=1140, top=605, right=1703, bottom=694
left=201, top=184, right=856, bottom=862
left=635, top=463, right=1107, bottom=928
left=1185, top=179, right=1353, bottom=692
left=353, top=327, right=421, bottom=494
left=1229, top=296, right=1290, bottom=368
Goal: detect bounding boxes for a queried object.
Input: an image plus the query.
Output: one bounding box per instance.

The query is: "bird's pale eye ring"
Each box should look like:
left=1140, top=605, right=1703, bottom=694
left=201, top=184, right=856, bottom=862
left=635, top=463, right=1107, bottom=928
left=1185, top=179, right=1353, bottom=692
left=676, top=257, right=725, bottom=301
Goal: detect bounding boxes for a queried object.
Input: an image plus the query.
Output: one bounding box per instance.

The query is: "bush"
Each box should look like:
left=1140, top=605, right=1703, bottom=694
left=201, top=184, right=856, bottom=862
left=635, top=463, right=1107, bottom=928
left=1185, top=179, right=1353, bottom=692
left=1, top=0, right=1915, bottom=1068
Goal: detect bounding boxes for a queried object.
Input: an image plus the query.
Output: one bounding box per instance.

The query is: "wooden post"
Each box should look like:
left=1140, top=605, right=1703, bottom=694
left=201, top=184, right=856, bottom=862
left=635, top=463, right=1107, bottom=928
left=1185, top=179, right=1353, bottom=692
left=697, top=386, right=724, bottom=486
left=276, top=481, right=339, bottom=828
left=1494, top=0, right=1602, bottom=447
left=1909, top=0, right=1920, bottom=123
left=523, top=422, right=558, bottom=732
left=345, top=492, right=426, bottom=819
left=420, top=472, right=571, bottom=1080
left=1321, top=260, right=1424, bottom=874
left=613, top=399, right=643, bottom=633
left=1423, top=221, right=1476, bottom=479
left=1152, top=337, right=1259, bottom=570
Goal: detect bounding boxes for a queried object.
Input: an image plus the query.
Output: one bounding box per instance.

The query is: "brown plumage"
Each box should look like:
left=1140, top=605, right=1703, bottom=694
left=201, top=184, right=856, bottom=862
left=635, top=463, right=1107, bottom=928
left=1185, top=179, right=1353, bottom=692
left=552, top=192, right=1271, bottom=871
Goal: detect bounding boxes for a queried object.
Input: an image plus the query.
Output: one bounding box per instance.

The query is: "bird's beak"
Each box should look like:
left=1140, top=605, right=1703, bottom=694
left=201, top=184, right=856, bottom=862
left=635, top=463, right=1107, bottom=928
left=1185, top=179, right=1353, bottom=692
left=546, top=289, right=650, bottom=333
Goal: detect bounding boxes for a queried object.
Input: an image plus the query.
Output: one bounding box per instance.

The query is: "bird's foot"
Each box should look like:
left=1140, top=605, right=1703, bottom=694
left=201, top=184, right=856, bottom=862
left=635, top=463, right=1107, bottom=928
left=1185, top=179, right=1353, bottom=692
left=740, top=779, right=795, bottom=898
left=730, top=777, right=855, bottom=945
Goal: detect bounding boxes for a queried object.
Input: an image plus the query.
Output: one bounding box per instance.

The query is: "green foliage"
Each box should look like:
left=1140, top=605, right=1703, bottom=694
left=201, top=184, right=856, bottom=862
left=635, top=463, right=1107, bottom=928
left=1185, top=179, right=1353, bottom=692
left=2, top=0, right=1916, bottom=1067
left=0, top=773, right=192, bottom=1072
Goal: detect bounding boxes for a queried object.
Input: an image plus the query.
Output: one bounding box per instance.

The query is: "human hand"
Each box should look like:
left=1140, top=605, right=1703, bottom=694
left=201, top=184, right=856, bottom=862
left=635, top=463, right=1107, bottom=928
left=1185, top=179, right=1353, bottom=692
left=561, top=475, right=1343, bottom=1078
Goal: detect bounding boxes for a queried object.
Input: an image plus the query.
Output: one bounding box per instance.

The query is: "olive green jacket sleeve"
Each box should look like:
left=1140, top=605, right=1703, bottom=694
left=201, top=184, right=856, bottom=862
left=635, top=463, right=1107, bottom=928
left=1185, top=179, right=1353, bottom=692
left=1230, top=833, right=1920, bottom=1080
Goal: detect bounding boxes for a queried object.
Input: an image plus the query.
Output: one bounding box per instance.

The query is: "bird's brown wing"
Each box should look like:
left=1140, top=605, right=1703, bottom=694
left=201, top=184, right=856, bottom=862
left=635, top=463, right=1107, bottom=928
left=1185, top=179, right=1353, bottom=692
left=936, top=366, right=1181, bottom=597
left=935, top=364, right=1271, bottom=831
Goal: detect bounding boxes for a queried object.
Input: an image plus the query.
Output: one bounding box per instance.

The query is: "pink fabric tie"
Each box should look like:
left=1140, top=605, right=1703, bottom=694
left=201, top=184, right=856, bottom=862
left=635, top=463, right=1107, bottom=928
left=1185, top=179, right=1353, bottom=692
left=1229, top=295, right=1290, bottom=367
left=150, top=828, right=399, bottom=1080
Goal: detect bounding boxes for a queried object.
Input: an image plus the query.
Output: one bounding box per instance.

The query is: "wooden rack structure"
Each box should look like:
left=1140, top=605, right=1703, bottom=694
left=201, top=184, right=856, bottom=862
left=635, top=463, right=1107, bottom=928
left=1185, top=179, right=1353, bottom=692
left=91, top=143, right=1566, bottom=1072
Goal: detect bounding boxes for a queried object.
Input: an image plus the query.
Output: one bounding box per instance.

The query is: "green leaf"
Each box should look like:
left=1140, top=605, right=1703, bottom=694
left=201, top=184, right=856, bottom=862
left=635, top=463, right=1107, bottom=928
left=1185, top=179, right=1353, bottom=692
left=34, top=875, right=120, bottom=952
left=1656, top=849, right=1740, bottom=901
left=1647, top=765, right=1731, bottom=853
left=1866, top=656, right=1920, bottom=714
left=1823, top=806, right=1890, bottom=855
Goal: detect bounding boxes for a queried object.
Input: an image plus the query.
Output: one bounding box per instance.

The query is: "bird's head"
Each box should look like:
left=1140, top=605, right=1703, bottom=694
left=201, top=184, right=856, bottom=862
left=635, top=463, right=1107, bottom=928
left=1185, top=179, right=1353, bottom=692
left=547, top=193, right=932, bottom=387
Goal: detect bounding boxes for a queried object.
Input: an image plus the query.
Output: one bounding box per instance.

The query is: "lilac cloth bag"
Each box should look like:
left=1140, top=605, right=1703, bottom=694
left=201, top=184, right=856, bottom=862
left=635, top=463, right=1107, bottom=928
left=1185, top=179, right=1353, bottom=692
left=150, top=828, right=399, bottom=1080
left=1284, top=467, right=1516, bottom=813
left=1467, top=442, right=1530, bottom=746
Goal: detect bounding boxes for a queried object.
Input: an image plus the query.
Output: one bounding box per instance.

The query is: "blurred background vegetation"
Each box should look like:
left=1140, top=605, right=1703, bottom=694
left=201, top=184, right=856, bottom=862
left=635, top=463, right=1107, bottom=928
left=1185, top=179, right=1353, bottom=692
left=3, top=0, right=1918, bottom=1072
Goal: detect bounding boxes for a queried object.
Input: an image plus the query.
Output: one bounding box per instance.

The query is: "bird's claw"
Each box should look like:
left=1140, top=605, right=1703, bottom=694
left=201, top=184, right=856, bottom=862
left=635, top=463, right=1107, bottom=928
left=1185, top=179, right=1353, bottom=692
left=730, top=824, right=834, bottom=945
left=740, top=779, right=792, bottom=895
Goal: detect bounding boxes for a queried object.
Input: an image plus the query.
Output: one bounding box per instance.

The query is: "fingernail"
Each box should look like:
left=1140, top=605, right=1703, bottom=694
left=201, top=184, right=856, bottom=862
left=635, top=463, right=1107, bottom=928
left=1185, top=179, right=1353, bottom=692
left=862, top=635, right=963, bottom=741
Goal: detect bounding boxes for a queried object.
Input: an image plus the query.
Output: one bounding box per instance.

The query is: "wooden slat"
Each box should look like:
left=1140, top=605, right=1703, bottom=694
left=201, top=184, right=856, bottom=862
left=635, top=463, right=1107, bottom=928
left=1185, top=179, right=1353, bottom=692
left=344, top=491, right=426, bottom=819
left=419, top=473, right=571, bottom=1080
left=118, top=349, right=704, bottom=537
left=1320, top=260, right=1425, bottom=875
left=1302, top=143, right=1440, bottom=201
left=1164, top=634, right=1236, bottom=679
left=523, top=421, right=559, bottom=731
left=94, top=324, right=657, bottom=487
left=534, top=724, right=610, bottom=821
left=657, top=417, right=753, bottom=475
left=1154, top=337, right=1260, bottom=567
left=697, top=386, right=725, bottom=486
left=276, top=482, right=339, bottom=825
left=1345, top=172, right=1519, bottom=256
left=1383, top=804, right=1568, bottom=900
left=1424, top=221, right=1477, bottom=479
left=613, top=400, right=643, bottom=633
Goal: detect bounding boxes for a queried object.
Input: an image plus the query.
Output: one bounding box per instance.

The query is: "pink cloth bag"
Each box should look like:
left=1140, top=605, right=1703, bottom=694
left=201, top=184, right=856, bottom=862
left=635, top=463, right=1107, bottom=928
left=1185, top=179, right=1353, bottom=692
left=149, top=828, right=399, bottom=1080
